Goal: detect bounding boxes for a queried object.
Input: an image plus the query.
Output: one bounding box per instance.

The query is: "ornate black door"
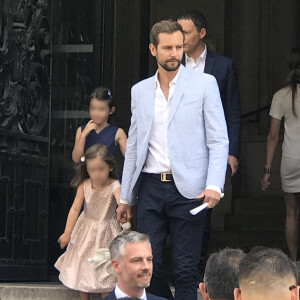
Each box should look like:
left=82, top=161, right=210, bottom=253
left=1, top=0, right=150, bottom=280
left=0, top=0, right=51, bottom=280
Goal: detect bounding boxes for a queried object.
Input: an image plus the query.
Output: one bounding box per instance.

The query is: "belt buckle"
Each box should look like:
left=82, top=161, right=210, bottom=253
left=161, top=173, right=172, bottom=182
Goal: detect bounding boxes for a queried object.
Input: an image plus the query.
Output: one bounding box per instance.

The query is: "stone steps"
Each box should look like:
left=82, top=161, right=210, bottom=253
left=224, top=214, right=285, bottom=231
left=0, top=283, right=85, bottom=300
left=209, top=194, right=287, bottom=254
left=0, top=283, right=203, bottom=300
left=232, top=195, right=285, bottom=215
left=209, top=230, right=287, bottom=253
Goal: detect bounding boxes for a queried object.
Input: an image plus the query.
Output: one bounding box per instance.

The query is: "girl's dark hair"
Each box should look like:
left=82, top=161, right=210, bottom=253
left=89, top=86, right=115, bottom=109
left=71, top=144, right=118, bottom=187
left=284, top=48, right=300, bottom=117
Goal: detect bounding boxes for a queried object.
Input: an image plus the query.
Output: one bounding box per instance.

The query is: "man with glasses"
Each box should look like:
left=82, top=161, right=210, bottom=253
left=234, top=247, right=299, bottom=300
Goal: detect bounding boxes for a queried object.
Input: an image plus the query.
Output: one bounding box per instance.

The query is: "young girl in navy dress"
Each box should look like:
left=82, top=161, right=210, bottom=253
left=55, top=144, right=126, bottom=300
left=72, top=87, right=127, bottom=163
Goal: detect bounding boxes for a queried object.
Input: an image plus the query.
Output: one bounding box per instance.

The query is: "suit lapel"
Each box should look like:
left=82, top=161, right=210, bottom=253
left=106, top=290, right=116, bottom=299
left=143, top=76, right=156, bottom=130
left=168, top=67, right=187, bottom=126
left=204, top=50, right=215, bottom=75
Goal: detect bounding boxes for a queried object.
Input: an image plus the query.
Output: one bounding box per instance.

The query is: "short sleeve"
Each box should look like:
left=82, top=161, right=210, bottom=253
left=269, top=92, right=283, bottom=120
left=111, top=180, right=121, bottom=192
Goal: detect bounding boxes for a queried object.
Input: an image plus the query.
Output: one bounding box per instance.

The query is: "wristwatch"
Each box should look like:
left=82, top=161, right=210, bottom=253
left=264, top=165, right=271, bottom=174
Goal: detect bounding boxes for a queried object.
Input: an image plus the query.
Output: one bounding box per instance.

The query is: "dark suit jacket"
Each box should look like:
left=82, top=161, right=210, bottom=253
left=182, top=51, right=241, bottom=157
left=102, top=289, right=167, bottom=300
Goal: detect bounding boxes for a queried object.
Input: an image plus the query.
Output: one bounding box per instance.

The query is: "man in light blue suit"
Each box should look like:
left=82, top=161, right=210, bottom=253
left=117, top=20, right=229, bottom=300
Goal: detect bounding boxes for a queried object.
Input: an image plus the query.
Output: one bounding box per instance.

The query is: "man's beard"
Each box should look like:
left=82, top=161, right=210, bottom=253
left=136, top=271, right=152, bottom=288
left=157, top=59, right=181, bottom=72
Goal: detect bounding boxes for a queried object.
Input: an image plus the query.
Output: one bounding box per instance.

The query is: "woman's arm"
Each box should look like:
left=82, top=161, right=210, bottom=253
left=261, top=117, right=281, bottom=191
left=58, top=183, right=85, bottom=248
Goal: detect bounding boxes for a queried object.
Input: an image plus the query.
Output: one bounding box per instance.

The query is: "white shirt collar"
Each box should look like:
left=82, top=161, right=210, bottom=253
left=114, top=284, right=147, bottom=300
left=186, top=43, right=207, bottom=64
left=155, top=65, right=181, bottom=90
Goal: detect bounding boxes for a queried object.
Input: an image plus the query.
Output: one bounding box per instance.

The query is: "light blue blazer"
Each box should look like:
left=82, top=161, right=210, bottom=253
left=121, top=65, right=229, bottom=206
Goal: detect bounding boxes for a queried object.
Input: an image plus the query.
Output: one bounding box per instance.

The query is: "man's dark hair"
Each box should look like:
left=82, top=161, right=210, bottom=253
left=150, top=19, right=184, bottom=47
left=284, top=47, right=300, bottom=117
left=204, top=248, right=245, bottom=300
left=238, top=247, right=297, bottom=285
left=177, top=10, right=208, bottom=32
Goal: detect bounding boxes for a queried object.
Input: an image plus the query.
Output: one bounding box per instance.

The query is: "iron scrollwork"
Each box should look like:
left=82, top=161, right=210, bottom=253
left=0, top=0, right=51, bottom=136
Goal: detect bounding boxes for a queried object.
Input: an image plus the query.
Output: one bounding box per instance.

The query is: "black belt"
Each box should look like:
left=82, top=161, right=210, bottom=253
left=143, top=172, right=174, bottom=182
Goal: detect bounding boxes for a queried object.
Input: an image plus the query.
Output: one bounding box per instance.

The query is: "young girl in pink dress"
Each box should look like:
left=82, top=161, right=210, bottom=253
left=55, top=144, right=125, bottom=300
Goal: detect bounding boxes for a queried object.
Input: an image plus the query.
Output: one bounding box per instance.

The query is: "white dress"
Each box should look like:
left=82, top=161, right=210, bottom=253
left=269, top=85, right=300, bottom=193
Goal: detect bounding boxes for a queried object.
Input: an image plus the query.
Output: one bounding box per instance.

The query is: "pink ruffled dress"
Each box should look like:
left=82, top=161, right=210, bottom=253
left=55, top=179, right=121, bottom=293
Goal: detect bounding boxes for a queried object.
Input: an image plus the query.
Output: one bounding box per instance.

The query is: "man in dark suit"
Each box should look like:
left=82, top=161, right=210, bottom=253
left=102, top=231, right=167, bottom=300
left=177, top=11, right=241, bottom=173
left=177, top=10, right=241, bottom=282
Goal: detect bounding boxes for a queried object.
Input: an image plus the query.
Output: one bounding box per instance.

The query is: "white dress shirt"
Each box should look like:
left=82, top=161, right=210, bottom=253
left=142, top=66, right=221, bottom=195
left=142, top=69, right=179, bottom=173
left=114, top=284, right=147, bottom=300
left=185, top=44, right=207, bottom=73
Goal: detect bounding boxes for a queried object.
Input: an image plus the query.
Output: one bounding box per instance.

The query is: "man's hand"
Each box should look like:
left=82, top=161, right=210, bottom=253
left=196, top=189, right=221, bottom=208
left=261, top=173, right=270, bottom=191
left=116, top=203, right=132, bottom=223
left=228, top=155, right=238, bottom=175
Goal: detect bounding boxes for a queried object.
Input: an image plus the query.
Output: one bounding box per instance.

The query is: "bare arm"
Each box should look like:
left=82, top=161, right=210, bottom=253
left=113, top=186, right=121, bottom=206
left=58, top=183, right=85, bottom=248
left=261, top=117, right=281, bottom=191
left=72, top=120, right=97, bottom=163
left=115, top=128, right=127, bottom=156
left=265, top=117, right=281, bottom=167
left=72, top=127, right=85, bottom=163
